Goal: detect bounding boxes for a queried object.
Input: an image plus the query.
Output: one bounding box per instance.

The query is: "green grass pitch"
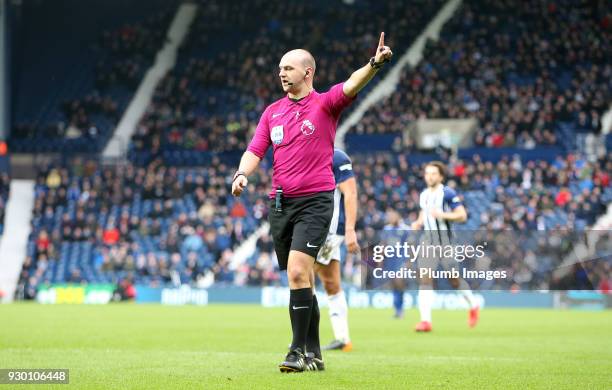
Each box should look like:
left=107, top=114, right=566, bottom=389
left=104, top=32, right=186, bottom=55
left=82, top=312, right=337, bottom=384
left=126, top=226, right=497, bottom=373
left=1, top=303, right=611, bottom=389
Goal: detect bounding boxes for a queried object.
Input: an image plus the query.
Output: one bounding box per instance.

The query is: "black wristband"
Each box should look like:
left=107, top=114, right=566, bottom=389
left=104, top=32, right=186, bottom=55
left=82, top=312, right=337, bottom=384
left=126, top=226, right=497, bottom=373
left=369, top=57, right=383, bottom=69
left=369, top=56, right=389, bottom=70
left=232, top=171, right=246, bottom=182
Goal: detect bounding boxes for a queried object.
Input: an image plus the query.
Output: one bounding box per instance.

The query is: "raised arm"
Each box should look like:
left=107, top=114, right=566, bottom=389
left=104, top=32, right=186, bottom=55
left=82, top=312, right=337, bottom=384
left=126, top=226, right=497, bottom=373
left=343, top=32, right=393, bottom=98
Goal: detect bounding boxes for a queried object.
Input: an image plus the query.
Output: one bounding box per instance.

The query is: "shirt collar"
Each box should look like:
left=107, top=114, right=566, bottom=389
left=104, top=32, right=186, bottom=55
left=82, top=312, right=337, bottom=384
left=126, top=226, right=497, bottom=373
left=286, top=89, right=315, bottom=105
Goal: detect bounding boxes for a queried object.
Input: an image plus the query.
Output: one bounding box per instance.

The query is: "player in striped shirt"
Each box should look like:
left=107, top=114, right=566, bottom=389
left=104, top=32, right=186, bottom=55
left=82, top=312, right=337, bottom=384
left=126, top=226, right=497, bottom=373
left=410, top=161, right=480, bottom=332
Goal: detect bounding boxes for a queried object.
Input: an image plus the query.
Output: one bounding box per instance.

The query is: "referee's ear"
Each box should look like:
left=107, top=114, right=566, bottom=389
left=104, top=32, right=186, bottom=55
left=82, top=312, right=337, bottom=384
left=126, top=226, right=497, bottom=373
left=305, top=66, right=314, bottom=78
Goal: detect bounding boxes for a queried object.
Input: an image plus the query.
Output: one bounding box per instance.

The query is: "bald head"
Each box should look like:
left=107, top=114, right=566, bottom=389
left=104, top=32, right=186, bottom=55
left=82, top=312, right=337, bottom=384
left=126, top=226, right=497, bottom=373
left=278, top=49, right=317, bottom=95
left=281, top=49, right=316, bottom=73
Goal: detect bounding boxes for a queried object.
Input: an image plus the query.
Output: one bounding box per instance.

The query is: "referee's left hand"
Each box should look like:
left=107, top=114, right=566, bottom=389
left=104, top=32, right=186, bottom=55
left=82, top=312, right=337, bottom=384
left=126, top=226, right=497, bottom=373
left=374, top=32, right=393, bottom=64
left=232, top=176, right=248, bottom=197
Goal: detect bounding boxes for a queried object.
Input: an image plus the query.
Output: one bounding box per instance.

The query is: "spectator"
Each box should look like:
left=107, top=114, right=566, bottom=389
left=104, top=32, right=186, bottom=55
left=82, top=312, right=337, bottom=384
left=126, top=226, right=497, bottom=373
left=103, top=223, right=120, bottom=245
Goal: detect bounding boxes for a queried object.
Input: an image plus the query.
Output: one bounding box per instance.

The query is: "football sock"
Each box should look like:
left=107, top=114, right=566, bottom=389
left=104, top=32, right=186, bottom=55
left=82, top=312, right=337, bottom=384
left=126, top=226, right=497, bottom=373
left=418, top=288, right=434, bottom=323
left=458, top=279, right=478, bottom=309
left=306, top=294, right=322, bottom=359
left=289, top=288, right=313, bottom=352
left=327, top=290, right=350, bottom=343
left=393, top=289, right=404, bottom=315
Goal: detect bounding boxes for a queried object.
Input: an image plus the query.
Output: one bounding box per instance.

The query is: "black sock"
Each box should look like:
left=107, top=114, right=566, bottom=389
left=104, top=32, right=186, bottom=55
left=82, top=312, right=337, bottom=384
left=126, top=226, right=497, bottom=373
left=306, top=294, right=321, bottom=359
left=289, top=288, right=313, bottom=352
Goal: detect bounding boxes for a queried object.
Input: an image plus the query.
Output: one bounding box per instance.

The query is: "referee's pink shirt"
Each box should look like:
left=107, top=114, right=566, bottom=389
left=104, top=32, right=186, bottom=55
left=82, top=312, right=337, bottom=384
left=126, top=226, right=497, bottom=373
left=247, top=83, right=355, bottom=198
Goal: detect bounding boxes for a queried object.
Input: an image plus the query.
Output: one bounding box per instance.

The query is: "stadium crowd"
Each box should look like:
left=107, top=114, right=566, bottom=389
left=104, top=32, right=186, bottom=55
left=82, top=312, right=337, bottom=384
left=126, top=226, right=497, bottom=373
left=9, top=0, right=611, bottom=298
left=354, top=153, right=611, bottom=231
left=129, top=0, right=444, bottom=161
left=10, top=8, right=174, bottom=152
left=14, top=158, right=275, bottom=299
left=350, top=0, right=610, bottom=150
left=13, top=95, right=120, bottom=142
left=95, top=11, right=173, bottom=91
left=15, top=148, right=611, bottom=298
left=356, top=152, right=611, bottom=291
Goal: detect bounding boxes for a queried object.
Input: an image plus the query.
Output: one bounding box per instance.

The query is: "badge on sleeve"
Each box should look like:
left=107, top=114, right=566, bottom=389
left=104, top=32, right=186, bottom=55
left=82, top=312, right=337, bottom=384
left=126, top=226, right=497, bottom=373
left=271, top=125, right=284, bottom=145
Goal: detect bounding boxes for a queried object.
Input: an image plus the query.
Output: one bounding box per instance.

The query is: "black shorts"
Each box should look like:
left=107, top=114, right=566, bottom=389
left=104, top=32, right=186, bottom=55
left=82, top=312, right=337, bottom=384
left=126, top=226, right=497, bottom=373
left=268, top=191, right=334, bottom=270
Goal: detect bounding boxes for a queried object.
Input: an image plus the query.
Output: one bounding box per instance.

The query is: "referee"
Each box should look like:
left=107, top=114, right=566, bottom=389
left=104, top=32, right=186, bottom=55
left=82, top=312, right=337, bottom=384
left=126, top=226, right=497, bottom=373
left=232, top=33, right=393, bottom=372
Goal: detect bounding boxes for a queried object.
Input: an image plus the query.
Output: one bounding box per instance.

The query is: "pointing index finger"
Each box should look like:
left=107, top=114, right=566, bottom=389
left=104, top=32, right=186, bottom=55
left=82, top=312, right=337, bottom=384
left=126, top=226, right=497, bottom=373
left=378, top=32, right=385, bottom=48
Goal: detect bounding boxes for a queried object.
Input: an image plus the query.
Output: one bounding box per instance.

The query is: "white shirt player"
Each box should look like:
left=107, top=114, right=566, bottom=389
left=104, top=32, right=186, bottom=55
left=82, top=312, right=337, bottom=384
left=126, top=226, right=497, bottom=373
left=415, top=183, right=478, bottom=330
left=419, top=184, right=463, bottom=243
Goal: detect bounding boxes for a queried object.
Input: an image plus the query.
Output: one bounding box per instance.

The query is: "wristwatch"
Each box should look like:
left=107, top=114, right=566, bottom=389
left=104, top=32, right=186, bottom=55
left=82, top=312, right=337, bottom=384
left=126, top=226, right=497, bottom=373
left=369, top=56, right=389, bottom=70
left=232, top=171, right=246, bottom=182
